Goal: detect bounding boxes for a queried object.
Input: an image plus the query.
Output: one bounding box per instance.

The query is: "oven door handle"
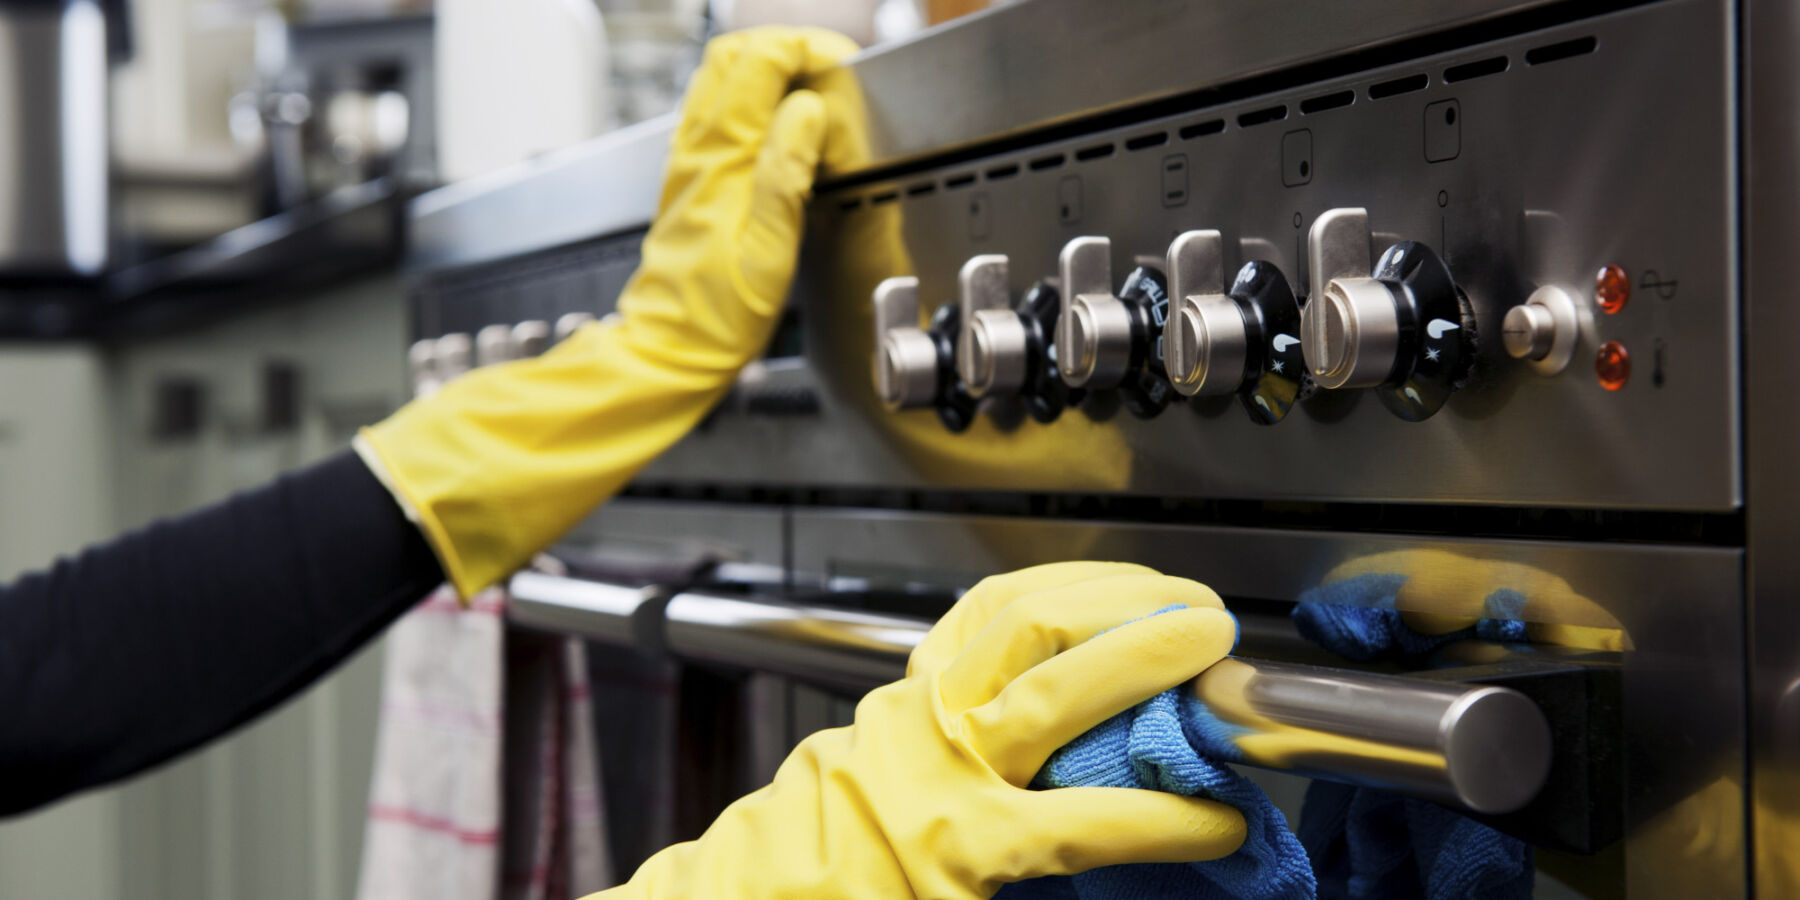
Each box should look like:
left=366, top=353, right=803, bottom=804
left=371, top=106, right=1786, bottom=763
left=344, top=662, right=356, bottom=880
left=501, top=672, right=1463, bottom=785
left=507, top=570, right=1554, bottom=816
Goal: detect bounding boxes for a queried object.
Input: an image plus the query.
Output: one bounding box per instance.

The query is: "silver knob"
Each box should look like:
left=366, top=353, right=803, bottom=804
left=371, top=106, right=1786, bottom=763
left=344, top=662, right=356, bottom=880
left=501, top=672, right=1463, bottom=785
left=957, top=255, right=1029, bottom=398
left=512, top=320, right=552, bottom=357
left=1057, top=236, right=1135, bottom=389
left=435, top=333, right=473, bottom=380
left=1502, top=284, right=1580, bottom=375
left=554, top=312, right=596, bottom=343
left=872, top=276, right=938, bottom=410
left=1165, top=230, right=1250, bottom=396
left=475, top=324, right=516, bottom=366
left=407, top=339, right=439, bottom=397
left=1301, top=208, right=1401, bottom=390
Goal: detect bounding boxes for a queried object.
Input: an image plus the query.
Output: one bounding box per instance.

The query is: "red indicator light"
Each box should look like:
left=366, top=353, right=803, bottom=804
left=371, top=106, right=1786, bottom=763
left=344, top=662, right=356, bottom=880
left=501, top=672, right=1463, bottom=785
left=1596, top=341, right=1630, bottom=391
left=1595, top=264, right=1630, bottom=314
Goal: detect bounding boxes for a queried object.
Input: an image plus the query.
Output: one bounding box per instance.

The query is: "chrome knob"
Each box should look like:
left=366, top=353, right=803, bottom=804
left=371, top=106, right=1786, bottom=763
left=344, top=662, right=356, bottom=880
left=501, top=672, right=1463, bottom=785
left=434, top=332, right=473, bottom=380
left=475, top=323, right=517, bottom=366
left=1165, top=230, right=1250, bottom=396
left=407, top=338, right=439, bottom=397
left=871, top=276, right=939, bottom=410
left=1301, top=207, right=1401, bottom=390
left=554, top=312, right=596, bottom=343
left=512, top=320, right=552, bottom=357
left=956, top=255, right=1029, bottom=398
left=1502, top=284, right=1580, bottom=375
left=1057, top=236, right=1136, bottom=389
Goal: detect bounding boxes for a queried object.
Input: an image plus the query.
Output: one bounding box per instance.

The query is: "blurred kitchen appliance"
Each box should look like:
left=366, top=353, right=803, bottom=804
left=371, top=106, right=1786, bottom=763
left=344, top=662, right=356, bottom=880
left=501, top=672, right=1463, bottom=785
left=0, top=0, right=128, bottom=277
left=403, top=0, right=1799, bottom=895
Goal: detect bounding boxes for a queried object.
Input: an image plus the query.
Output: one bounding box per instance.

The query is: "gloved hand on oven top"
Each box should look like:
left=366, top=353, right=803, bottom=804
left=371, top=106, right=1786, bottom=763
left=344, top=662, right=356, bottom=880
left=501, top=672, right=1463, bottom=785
left=355, top=25, right=859, bottom=598
left=595, top=561, right=1247, bottom=900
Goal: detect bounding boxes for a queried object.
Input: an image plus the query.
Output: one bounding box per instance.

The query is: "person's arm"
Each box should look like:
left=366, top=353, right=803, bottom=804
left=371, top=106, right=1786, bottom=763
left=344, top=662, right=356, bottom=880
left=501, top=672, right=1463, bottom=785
left=0, top=451, right=443, bottom=816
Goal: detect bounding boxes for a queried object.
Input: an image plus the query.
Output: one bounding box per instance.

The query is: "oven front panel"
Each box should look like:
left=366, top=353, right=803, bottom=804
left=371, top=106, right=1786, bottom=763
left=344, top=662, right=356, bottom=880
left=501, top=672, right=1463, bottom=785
left=629, top=0, right=1737, bottom=511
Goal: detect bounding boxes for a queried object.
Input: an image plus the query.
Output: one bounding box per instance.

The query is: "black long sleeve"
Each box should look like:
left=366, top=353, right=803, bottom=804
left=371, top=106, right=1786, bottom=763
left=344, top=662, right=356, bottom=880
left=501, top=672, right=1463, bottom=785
left=0, top=450, right=445, bottom=816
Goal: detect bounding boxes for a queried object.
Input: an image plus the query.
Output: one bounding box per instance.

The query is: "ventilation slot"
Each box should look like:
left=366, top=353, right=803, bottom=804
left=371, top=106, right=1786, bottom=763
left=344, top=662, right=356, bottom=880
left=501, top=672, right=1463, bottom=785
left=1125, top=131, right=1168, bottom=151
left=945, top=173, right=977, bottom=190
left=1526, top=36, right=1597, bottom=66
left=985, top=163, right=1020, bottom=181
left=836, top=198, right=863, bottom=212
left=1444, top=55, right=1508, bottom=83
left=1237, top=105, right=1288, bottom=128
left=1300, top=90, right=1355, bottom=114
left=905, top=182, right=936, bottom=197
left=1368, top=73, right=1429, bottom=99
left=869, top=191, right=899, bottom=206
left=1179, top=118, right=1225, bottom=139
left=1075, top=143, right=1115, bottom=162
left=1029, top=153, right=1066, bottom=171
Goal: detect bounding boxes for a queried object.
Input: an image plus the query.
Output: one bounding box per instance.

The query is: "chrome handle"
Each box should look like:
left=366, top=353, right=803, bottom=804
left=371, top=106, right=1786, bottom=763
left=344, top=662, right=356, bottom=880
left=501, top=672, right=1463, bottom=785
left=507, top=571, right=1554, bottom=814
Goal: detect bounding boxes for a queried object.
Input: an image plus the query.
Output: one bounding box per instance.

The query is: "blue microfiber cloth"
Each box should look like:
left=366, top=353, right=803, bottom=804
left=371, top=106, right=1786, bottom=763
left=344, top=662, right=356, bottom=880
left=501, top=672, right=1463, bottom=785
left=999, top=579, right=1536, bottom=900
left=1290, top=576, right=1534, bottom=900
left=996, top=607, right=1315, bottom=900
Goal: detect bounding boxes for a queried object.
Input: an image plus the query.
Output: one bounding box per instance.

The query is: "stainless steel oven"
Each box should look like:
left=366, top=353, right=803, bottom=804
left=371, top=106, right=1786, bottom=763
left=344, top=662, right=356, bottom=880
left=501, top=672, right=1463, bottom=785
left=402, top=0, right=1800, bottom=895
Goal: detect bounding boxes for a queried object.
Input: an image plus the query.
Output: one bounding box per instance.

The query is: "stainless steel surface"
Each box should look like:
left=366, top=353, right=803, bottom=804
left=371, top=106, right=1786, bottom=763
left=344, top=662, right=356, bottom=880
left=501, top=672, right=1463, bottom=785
left=503, top=0, right=1736, bottom=508
left=957, top=255, right=1027, bottom=397
left=844, top=0, right=1580, bottom=175
left=508, top=570, right=659, bottom=645
left=1165, top=229, right=1248, bottom=396
left=1057, top=235, right=1135, bottom=388
left=405, top=1, right=1600, bottom=275
left=783, top=506, right=1745, bottom=896
left=508, top=564, right=1554, bottom=815
left=663, top=591, right=922, bottom=689
left=0, top=0, right=108, bottom=276
left=1195, top=657, right=1552, bottom=814
left=407, top=115, right=673, bottom=273
left=871, top=276, right=939, bottom=410
left=1743, top=0, right=1797, bottom=893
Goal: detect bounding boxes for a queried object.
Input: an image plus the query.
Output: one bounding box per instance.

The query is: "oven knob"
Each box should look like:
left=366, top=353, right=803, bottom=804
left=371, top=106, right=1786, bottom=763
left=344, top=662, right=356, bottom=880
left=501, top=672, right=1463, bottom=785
left=957, top=255, right=1029, bottom=398
left=1057, top=236, right=1138, bottom=389
left=1502, top=284, right=1580, bottom=375
left=1301, top=207, right=1476, bottom=421
left=475, top=323, right=517, bottom=366
left=1165, top=230, right=1304, bottom=424
left=1056, top=235, right=1172, bottom=416
left=512, top=320, right=552, bottom=357
left=1165, top=230, right=1247, bottom=396
left=872, top=276, right=939, bottom=410
left=554, top=312, right=596, bottom=343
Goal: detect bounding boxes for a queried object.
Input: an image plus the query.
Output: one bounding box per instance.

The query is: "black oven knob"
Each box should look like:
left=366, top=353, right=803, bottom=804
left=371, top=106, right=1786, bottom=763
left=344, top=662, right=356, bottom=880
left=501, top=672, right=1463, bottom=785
left=1165, top=229, right=1303, bottom=424
left=1116, top=263, right=1173, bottom=418
left=1055, top=235, right=1171, bottom=417
left=1017, top=281, right=1083, bottom=422
left=1301, top=207, right=1476, bottom=421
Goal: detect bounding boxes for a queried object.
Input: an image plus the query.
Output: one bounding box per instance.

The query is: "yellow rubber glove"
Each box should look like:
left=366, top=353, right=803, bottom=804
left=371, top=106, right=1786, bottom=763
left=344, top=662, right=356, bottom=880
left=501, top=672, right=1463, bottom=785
left=600, top=562, right=1247, bottom=900
left=356, top=26, right=858, bottom=597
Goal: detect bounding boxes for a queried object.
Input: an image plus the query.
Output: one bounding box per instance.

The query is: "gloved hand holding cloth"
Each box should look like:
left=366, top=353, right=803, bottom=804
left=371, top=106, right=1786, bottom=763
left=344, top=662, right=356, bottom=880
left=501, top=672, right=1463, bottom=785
left=601, top=561, right=1247, bottom=899
left=357, top=26, right=858, bottom=597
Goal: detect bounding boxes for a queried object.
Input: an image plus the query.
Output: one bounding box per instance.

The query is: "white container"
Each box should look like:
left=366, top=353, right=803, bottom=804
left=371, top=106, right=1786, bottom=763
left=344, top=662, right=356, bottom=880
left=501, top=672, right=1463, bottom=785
left=436, top=0, right=614, bottom=182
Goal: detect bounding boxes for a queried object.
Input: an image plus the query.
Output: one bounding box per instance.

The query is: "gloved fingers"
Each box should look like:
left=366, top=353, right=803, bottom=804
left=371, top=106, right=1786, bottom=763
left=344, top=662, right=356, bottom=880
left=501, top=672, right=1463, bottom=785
left=964, top=606, right=1237, bottom=785
left=939, top=573, right=1225, bottom=712
left=674, top=27, right=859, bottom=162
left=999, top=787, right=1247, bottom=881
left=734, top=88, right=828, bottom=314
left=906, top=561, right=1158, bottom=678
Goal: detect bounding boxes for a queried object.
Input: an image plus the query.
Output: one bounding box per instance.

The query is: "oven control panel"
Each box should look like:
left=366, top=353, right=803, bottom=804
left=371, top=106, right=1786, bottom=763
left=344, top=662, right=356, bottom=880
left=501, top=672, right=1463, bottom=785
left=412, top=0, right=1738, bottom=511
